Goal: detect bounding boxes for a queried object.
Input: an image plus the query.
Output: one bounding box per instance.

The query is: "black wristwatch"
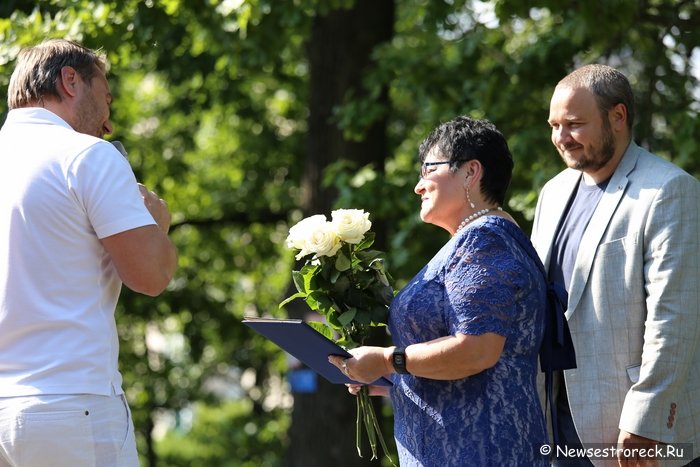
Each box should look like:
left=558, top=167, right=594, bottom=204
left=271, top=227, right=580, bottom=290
left=392, top=347, right=410, bottom=374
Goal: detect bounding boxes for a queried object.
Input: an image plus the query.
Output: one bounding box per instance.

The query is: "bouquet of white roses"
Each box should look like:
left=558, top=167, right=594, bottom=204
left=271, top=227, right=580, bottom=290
left=280, top=208, right=395, bottom=461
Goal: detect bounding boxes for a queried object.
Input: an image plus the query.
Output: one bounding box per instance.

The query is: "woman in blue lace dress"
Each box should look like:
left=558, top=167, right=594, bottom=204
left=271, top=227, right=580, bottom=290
left=330, top=116, right=549, bottom=466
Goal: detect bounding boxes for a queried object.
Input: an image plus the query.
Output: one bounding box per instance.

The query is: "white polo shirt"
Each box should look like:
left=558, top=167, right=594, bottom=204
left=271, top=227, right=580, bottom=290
left=0, top=108, right=156, bottom=396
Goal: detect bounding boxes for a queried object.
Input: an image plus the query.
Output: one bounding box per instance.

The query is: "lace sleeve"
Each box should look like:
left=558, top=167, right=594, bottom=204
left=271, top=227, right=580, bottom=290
left=444, top=225, right=526, bottom=338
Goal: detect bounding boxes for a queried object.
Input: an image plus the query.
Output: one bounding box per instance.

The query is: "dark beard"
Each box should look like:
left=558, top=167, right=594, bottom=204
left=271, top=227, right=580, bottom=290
left=570, top=118, right=616, bottom=172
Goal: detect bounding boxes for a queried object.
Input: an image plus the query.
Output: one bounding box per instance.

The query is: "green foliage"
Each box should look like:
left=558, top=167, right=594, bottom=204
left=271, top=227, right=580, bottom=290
left=155, top=399, right=290, bottom=467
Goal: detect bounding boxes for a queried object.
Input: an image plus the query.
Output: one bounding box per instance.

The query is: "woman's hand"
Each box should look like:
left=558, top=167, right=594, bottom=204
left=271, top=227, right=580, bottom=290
left=329, top=332, right=507, bottom=384
left=328, top=346, right=393, bottom=384
left=347, top=383, right=390, bottom=397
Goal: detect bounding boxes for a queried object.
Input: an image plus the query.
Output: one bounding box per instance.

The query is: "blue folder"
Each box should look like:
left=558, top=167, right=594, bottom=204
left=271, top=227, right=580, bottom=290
left=243, top=317, right=392, bottom=386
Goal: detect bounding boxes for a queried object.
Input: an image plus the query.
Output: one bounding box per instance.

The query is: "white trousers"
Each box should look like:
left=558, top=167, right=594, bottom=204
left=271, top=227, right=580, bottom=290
left=0, top=392, right=139, bottom=467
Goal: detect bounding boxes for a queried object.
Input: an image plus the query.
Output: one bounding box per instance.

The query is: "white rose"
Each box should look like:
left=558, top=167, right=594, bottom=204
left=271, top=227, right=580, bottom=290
left=286, top=214, right=327, bottom=259
left=331, top=209, right=371, bottom=244
left=306, top=222, right=342, bottom=258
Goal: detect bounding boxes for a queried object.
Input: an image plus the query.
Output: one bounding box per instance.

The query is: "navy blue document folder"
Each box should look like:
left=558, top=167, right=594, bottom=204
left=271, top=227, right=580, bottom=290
left=242, top=317, right=392, bottom=386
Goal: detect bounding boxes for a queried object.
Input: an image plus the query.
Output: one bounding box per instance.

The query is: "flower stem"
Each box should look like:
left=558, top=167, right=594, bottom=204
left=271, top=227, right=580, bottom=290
left=355, top=386, right=396, bottom=465
left=355, top=393, right=363, bottom=457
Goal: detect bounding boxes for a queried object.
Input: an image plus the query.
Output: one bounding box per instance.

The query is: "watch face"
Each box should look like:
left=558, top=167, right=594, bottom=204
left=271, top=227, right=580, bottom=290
left=392, top=348, right=408, bottom=374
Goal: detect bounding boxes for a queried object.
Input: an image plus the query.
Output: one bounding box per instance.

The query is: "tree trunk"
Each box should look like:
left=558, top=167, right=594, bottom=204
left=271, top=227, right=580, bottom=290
left=284, top=1, right=395, bottom=466
left=143, top=410, right=157, bottom=467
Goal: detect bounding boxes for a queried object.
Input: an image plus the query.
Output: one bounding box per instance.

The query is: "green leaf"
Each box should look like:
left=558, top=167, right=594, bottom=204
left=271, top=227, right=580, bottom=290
left=335, top=250, right=351, bottom=271
left=330, top=267, right=341, bottom=284
left=326, top=310, right=342, bottom=328
left=306, top=321, right=335, bottom=341
left=377, top=284, right=395, bottom=305
left=304, top=294, right=320, bottom=311
left=308, top=291, right=333, bottom=312
left=356, top=249, right=383, bottom=263
left=300, top=263, right=320, bottom=276
left=353, top=310, right=371, bottom=325
left=375, top=269, right=391, bottom=287
left=372, top=306, right=389, bottom=324
left=356, top=231, right=375, bottom=251
left=302, top=266, right=322, bottom=293
left=278, top=292, right=306, bottom=308
left=291, top=270, right=306, bottom=293
left=338, top=308, right=357, bottom=326
left=332, top=274, right=350, bottom=293
left=368, top=257, right=385, bottom=270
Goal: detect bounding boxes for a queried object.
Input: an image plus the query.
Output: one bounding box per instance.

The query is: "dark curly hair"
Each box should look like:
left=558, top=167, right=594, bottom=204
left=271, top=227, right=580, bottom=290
left=418, top=116, right=513, bottom=205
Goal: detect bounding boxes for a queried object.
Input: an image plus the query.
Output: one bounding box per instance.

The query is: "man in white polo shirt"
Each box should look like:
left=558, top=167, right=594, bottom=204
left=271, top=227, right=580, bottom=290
left=0, top=39, right=177, bottom=466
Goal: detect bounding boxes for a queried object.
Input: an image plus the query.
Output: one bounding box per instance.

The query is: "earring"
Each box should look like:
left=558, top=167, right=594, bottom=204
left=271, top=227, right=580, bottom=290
left=466, top=188, right=476, bottom=209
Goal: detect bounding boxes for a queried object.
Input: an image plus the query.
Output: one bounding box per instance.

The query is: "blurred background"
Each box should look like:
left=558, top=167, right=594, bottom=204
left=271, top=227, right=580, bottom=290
left=1, top=0, right=698, bottom=465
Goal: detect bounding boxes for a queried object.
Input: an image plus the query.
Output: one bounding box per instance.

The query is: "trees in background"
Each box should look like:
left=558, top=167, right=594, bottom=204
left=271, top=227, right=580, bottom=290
left=0, top=1, right=697, bottom=465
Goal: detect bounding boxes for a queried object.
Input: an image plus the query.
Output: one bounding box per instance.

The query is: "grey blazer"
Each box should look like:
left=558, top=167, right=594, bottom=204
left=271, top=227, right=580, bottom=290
left=532, top=142, right=700, bottom=466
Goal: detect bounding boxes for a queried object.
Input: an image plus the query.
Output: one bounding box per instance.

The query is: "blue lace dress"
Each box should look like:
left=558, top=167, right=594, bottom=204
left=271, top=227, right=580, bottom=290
left=388, top=217, right=548, bottom=466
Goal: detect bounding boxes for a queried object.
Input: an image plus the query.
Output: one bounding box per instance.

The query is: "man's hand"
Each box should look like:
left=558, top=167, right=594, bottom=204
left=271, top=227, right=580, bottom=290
left=617, top=430, right=661, bottom=467
left=101, top=183, right=177, bottom=296
left=138, top=183, right=171, bottom=233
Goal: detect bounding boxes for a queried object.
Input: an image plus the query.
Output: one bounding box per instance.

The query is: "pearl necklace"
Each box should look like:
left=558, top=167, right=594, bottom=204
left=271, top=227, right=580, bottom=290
left=455, top=207, right=503, bottom=233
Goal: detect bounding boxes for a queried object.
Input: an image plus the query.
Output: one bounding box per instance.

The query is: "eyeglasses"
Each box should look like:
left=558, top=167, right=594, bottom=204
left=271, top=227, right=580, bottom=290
left=420, top=161, right=450, bottom=179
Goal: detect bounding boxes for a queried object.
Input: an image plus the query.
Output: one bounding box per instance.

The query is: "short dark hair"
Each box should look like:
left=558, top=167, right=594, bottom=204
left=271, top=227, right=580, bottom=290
left=558, top=64, right=635, bottom=131
left=418, top=116, right=513, bottom=205
left=8, top=39, right=107, bottom=109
